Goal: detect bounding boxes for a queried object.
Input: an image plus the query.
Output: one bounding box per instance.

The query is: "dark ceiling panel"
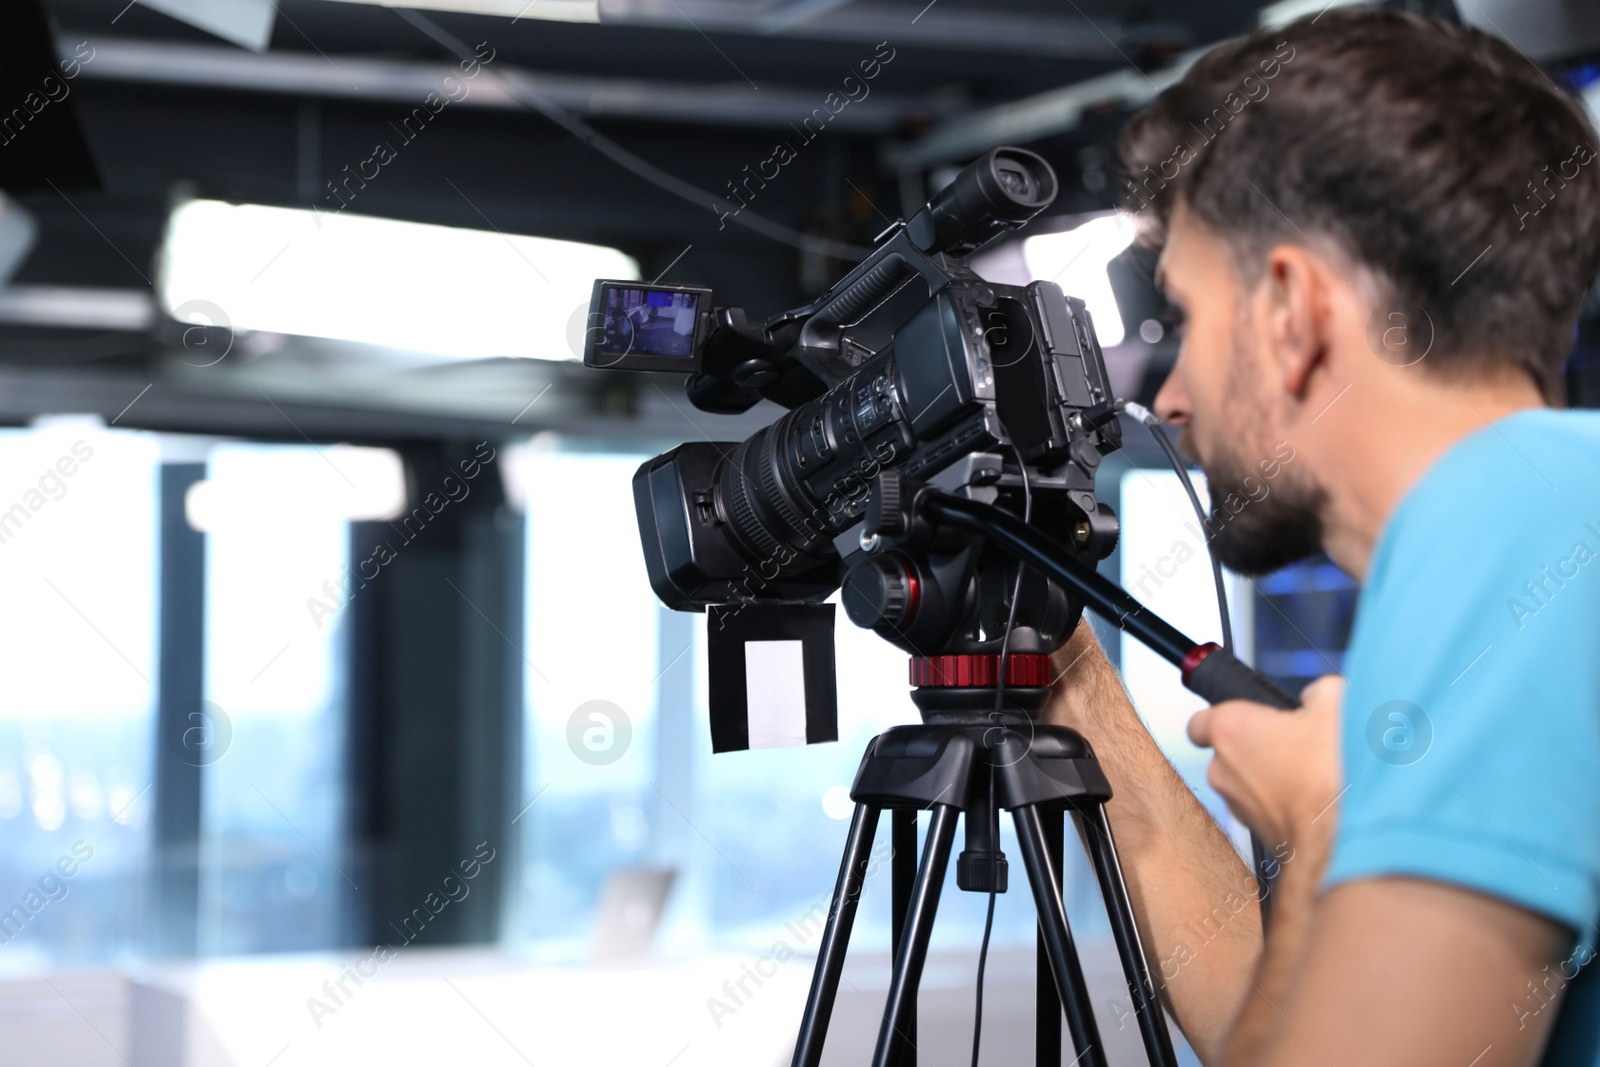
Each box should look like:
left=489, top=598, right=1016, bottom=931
left=0, top=0, right=102, bottom=193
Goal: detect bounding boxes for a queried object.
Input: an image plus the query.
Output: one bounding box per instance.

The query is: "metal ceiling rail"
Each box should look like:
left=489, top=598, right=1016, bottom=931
left=882, top=46, right=1206, bottom=171
left=64, top=36, right=948, bottom=132
left=598, top=0, right=1186, bottom=58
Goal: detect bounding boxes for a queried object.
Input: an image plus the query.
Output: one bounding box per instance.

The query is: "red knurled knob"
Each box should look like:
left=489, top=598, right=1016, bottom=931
left=909, top=653, right=1054, bottom=688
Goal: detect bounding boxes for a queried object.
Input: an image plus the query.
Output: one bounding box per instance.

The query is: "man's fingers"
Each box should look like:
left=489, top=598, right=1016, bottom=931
left=1188, top=705, right=1214, bottom=747
left=1205, top=754, right=1231, bottom=797
left=1189, top=700, right=1250, bottom=747
left=1205, top=755, right=1264, bottom=832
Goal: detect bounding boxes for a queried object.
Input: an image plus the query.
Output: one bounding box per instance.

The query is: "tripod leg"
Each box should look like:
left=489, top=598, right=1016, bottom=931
left=1036, top=807, right=1063, bottom=1067
left=871, top=803, right=959, bottom=1067
left=1012, top=804, right=1109, bottom=1067
left=886, top=808, right=919, bottom=1067
left=792, top=802, right=880, bottom=1067
left=1079, top=803, right=1179, bottom=1067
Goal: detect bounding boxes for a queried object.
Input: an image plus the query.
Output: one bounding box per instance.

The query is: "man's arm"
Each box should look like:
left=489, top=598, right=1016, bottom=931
left=1186, top=676, right=1342, bottom=1065
left=1042, top=620, right=1263, bottom=1063
left=1243, top=878, right=1569, bottom=1067
left=1218, top=807, right=1329, bottom=1065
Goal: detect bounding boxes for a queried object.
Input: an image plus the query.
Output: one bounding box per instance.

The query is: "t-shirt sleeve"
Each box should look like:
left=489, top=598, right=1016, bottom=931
left=1324, top=425, right=1600, bottom=947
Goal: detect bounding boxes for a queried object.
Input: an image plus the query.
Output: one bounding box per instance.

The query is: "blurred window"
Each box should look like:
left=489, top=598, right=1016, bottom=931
left=199, top=444, right=353, bottom=954
left=0, top=425, right=159, bottom=971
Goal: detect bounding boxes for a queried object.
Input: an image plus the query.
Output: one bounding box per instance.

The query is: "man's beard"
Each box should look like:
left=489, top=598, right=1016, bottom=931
left=1177, top=321, right=1327, bottom=577
left=1195, top=440, right=1326, bottom=577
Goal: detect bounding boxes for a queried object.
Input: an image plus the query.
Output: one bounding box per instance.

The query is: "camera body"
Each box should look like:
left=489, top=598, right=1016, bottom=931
left=586, top=147, right=1123, bottom=641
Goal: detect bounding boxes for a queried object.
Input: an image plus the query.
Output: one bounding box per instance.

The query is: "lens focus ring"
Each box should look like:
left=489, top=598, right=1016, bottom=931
left=720, top=437, right=787, bottom=563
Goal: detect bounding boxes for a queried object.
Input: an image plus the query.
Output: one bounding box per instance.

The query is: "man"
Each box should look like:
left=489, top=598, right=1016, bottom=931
left=1044, top=9, right=1600, bottom=1066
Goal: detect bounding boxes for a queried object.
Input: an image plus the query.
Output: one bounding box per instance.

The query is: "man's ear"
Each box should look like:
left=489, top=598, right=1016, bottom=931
left=1261, top=243, right=1330, bottom=400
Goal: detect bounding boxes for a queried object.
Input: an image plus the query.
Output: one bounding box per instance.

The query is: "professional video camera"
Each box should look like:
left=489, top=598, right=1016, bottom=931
left=585, top=147, right=1123, bottom=663
left=584, top=147, right=1294, bottom=1067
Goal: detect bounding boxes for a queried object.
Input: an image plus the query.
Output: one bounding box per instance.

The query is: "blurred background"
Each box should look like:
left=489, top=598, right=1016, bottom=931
left=0, top=0, right=1597, bottom=1063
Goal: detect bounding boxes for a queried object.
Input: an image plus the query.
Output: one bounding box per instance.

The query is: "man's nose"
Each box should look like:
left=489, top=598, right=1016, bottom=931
left=1153, top=359, right=1189, bottom=427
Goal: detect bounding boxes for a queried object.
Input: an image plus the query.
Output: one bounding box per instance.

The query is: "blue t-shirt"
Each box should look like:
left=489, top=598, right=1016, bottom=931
left=1324, top=408, right=1600, bottom=1061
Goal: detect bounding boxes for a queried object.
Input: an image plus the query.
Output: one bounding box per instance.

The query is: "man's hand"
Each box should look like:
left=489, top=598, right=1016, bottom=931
left=1186, top=675, right=1344, bottom=853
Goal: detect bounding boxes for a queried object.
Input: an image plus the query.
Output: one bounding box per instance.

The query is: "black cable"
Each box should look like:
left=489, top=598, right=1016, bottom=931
left=1121, top=401, right=1234, bottom=652
left=972, top=446, right=1032, bottom=1067
left=992, top=445, right=1034, bottom=717
left=970, top=771, right=998, bottom=1067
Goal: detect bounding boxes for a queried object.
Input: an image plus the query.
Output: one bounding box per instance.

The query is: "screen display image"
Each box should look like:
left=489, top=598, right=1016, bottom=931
left=596, top=287, right=701, bottom=360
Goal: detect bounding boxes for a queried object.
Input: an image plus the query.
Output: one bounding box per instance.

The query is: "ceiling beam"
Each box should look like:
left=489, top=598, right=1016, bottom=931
left=756, top=0, right=862, bottom=34
left=70, top=36, right=954, bottom=132
left=598, top=0, right=1189, bottom=58
left=882, top=48, right=1205, bottom=170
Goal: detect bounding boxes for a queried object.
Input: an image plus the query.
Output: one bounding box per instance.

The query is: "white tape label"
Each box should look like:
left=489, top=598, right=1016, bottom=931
left=745, top=639, right=808, bottom=749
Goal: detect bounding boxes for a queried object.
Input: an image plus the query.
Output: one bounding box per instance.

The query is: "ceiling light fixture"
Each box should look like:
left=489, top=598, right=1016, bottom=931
left=157, top=199, right=638, bottom=361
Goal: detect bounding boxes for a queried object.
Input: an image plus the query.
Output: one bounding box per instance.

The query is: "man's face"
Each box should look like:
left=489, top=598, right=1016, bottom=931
left=1151, top=203, right=1326, bottom=576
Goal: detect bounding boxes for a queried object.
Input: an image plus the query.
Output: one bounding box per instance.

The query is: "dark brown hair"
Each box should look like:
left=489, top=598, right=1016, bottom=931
left=1118, top=7, right=1600, bottom=400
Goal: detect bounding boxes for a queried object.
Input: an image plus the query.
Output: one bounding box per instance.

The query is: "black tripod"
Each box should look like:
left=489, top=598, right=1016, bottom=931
left=789, top=480, right=1297, bottom=1067
left=791, top=673, right=1176, bottom=1067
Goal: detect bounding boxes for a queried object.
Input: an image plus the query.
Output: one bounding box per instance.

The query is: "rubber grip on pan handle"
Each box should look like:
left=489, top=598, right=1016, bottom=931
left=1182, top=643, right=1298, bottom=710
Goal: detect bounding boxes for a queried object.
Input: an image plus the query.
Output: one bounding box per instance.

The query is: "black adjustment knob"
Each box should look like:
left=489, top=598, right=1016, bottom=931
left=867, top=470, right=906, bottom=537
left=957, top=850, right=1008, bottom=893
left=842, top=557, right=911, bottom=630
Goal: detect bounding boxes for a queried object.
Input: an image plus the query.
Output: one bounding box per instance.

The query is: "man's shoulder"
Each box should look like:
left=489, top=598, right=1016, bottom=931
left=1331, top=410, right=1600, bottom=947
left=1424, top=407, right=1600, bottom=496
left=1376, top=409, right=1600, bottom=574
left=1352, top=408, right=1600, bottom=673
left=1337, top=409, right=1600, bottom=953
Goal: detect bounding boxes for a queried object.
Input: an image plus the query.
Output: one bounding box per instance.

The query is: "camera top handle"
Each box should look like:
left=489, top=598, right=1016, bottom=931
left=687, top=148, right=1059, bottom=416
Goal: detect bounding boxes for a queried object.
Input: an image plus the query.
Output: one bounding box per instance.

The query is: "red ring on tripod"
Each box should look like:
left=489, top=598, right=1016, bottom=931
left=909, top=653, right=1053, bottom=688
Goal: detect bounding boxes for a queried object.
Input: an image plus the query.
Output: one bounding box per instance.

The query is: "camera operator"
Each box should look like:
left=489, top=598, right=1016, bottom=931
left=1044, top=9, right=1600, bottom=1066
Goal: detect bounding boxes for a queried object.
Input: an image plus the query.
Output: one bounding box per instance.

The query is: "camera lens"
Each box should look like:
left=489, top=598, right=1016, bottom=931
left=718, top=407, right=836, bottom=565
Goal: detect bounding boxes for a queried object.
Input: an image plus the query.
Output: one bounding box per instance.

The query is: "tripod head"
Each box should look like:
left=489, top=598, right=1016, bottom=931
left=835, top=455, right=1076, bottom=724
left=859, top=470, right=1300, bottom=712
